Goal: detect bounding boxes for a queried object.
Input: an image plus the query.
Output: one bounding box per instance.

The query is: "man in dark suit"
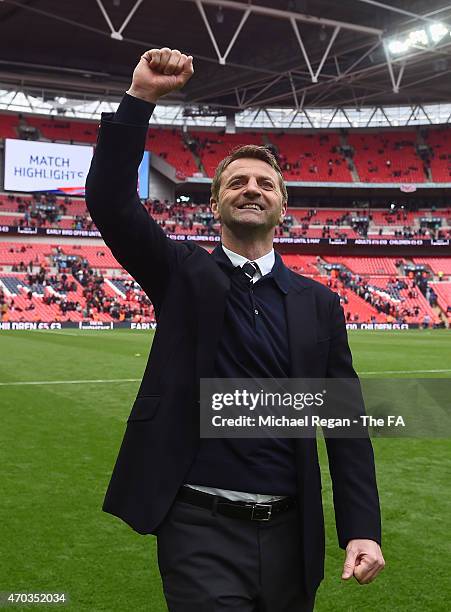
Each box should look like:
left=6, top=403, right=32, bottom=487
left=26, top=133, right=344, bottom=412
left=86, top=48, right=384, bottom=612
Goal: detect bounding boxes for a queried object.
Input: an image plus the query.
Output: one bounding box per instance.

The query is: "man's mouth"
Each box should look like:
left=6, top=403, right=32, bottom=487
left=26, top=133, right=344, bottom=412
left=238, top=203, right=263, bottom=211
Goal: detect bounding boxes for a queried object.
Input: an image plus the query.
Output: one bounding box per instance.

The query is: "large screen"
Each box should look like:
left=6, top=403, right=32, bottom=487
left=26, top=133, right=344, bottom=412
left=4, top=138, right=150, bottom=199
left=4, top=138, right=94, bottom=195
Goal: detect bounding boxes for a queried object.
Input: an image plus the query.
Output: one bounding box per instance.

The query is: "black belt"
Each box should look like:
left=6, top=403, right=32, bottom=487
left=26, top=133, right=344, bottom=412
left=177, top=486, right=296, bottom=522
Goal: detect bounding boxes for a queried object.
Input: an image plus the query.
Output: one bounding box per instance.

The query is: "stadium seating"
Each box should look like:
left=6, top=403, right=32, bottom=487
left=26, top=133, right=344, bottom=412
left=433, top=283, right=451, bottom=320
left=0, top=242, right=123, bottom=271
left=2, top=192, right=448, bottom=242
left=348, top=131, right=425, bottom=183
left=146, top=128, right=199, bottom=177
left=1, top=276, right=25, bottom=294
left=56, top=245, right=122, bottom=269
left=0, top=113, right=19, bottom=139
left=280, top=255, right=320, bottom=274
left=0, top=111, right=449, bottom=327
left=0, top=242, right=52, bottom=266
left=189, top=131, right=265, bottom=177
left=268, top=132, right=352, bottom=182
left=0, top=268, right=155, bottom=323
left=342, top=289, right=382, bottom=322
left=423, top=127, right=451, bottom=182
left=323, top=256, right=401, bottom=275
left=0, top=194, right=86, bottom=215
left=366, top=209, right=417, bottom=226
left=314, top=275, right=385, bottom=322
left=23, top=116, right=98, bottom=144
left=4, top=111, right=450, bottom=184
left=1, top=242, right=448, bottom=325
left=413, top=257, right=451, bottom=275
left=366, top=276, right=440, bottom=324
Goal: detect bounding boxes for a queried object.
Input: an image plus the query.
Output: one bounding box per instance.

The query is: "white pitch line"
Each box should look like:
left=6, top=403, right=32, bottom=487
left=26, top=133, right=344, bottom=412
left=28, top=331, right=111, bottom=337
left=0, top=370, right=450, bottom=387
left=46, top=332, right=87, bottom=337
left=360, top=369, right=451, bottom=375
left=0, top=378, right=141, bottom=386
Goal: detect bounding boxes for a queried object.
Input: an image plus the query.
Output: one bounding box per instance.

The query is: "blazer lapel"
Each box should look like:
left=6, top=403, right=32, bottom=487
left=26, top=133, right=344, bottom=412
left=188, top=246, right=231, bottom=379
left=285, top=280, right=319, bottom=378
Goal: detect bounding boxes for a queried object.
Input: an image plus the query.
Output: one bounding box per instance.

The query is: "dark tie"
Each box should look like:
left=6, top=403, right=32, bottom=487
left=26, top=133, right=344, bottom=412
left=241, top=261, right=259, bottom=283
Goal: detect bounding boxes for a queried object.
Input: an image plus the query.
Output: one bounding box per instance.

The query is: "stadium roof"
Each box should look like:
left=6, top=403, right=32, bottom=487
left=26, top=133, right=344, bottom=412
left=1, top=0, right=451, bottom=115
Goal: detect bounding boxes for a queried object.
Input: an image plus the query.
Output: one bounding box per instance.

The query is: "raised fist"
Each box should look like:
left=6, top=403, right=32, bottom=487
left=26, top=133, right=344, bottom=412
left=127, top=48, right=194, bottom=104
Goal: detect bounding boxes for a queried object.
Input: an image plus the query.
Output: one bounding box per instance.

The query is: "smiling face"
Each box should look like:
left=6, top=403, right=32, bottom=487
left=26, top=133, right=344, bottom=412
left=210, top=157, right=287, bottom=236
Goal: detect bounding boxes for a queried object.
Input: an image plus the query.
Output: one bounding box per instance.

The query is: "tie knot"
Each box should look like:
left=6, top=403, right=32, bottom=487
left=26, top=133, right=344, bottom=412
left=242, top=261, right=259, bottom=282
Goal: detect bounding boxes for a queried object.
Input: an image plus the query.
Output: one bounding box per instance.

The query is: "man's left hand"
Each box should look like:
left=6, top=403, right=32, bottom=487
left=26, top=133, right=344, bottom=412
left=341, top=539, right=385, bottom=584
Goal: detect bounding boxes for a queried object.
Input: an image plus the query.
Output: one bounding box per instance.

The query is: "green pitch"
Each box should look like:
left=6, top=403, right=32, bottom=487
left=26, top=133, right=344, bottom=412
left=1, top=330, right=450, bottom=611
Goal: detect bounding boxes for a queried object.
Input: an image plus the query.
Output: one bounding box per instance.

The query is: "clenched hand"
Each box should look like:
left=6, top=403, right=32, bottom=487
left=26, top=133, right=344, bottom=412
left=342, top=539, right=385, bottom=584
left=127, top=47, right=194, bottom=104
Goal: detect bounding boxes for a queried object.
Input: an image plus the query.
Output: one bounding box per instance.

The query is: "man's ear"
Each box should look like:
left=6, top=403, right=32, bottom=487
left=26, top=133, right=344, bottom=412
left=210, top=196, right=221, bottom=221
left=279, top=200, right=288, bottom=223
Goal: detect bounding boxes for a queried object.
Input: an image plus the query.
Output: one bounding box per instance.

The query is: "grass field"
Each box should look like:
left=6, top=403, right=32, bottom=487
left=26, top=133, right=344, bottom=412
left=1, top=329, right=450, bottom=611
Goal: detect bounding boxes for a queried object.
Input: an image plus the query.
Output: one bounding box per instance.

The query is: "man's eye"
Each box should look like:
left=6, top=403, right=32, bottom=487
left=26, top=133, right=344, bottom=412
left=261, top=182, right=274, bottom=189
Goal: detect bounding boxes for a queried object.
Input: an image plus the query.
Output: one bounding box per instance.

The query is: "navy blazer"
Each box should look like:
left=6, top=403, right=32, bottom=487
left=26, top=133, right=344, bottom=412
left=85, top=114, right=381, bottom=596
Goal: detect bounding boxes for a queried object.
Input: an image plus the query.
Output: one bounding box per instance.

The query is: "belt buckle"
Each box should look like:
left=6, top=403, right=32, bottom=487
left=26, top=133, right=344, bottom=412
left=251, top=503, right=272, bottom=521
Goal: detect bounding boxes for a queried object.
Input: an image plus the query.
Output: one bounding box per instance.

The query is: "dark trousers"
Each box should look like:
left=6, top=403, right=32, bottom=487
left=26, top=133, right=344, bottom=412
left=156, top=498, right=316, bottom=612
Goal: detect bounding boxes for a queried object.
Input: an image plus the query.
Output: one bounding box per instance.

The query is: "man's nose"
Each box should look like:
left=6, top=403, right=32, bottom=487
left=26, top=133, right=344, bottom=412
left=242, top=178, right=261, bottom=197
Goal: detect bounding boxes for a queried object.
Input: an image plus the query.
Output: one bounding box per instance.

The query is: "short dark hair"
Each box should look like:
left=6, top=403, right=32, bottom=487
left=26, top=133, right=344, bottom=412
left=211, top=144, right=288, bottom=204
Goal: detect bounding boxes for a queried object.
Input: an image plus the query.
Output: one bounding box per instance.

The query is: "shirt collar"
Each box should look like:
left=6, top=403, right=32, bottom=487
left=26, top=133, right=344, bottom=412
left=221, top=244, right=275, bottom=276
left=218, top=244, right=290, bottom=294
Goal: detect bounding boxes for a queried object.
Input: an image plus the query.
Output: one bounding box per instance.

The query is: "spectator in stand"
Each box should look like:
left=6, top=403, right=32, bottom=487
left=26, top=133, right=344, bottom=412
left=428, top=289, right=438, bottom=307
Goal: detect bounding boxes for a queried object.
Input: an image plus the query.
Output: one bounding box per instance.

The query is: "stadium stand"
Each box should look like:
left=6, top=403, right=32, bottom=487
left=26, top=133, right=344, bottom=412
left=0, top=265, right=155, bottom=323
left=0, top=113, right=19, bottom=139
left=1, top=191, right=449, bottom=242
left=21, top=115, right=98, bottom=144
left=189, top=131, right=265, bottom=177
left=268, top=132, right=353, bottom=182
left=322, top=256, right=401, bottom=275
left=412, top=257, right=451, bottom=275
left=348, top=131, right=425, bottom=183
left=2, top=110, right=450, bottom=184
left=433, top=283, right=451, bottom=321
left=339, top=289, right=382, bottom=323
left=146, top=128, right=199, bottom=177
left=0, top=242, right=51, bottom=266
left=278, top=254, right=320, bottom=275
left=0, top=111, right=449, bottom=328
left=55, top=245, right=123, bottom=269
left=423, top=127, right=451, bottom=182
left=0, top=240, right=448, bottom=326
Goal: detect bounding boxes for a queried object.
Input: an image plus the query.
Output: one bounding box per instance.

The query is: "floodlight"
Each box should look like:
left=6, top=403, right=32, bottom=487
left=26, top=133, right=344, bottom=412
left=407, top=29, right=428, bottom=46
left=429, top=23, right=448, bottom=43
left=388, top=39, right=410, bottom=55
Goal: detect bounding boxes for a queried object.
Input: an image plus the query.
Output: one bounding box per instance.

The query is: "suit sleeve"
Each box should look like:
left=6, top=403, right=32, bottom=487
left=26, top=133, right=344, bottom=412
left=85, top=99, right=187, bottom=311
left=324, top=293, right=382, bottom=549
